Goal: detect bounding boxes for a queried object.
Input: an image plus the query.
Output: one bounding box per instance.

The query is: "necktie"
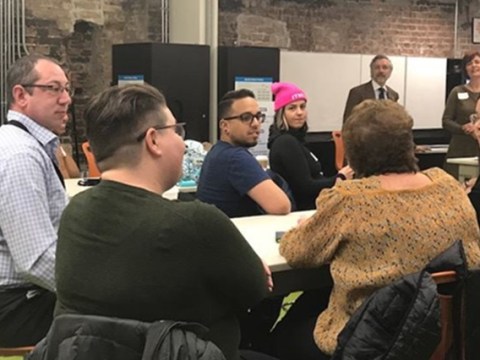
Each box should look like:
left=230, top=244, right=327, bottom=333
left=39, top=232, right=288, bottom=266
left=378, top=87, right=386, bottom=100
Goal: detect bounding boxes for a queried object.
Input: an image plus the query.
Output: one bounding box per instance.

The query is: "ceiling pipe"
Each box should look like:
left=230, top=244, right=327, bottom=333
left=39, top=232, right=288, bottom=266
left=453, top=0, right=459, bottom=58
left=0, top=0, right=28, bottom=124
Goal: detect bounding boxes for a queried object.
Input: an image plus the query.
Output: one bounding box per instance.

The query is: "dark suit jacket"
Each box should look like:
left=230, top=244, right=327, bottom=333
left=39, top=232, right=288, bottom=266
left=342, top=81, right=399, bottom=123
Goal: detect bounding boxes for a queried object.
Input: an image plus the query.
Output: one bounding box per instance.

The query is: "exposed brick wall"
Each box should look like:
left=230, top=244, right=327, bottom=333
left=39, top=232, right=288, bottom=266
left=23, top=0, right=166, bottom=167
left=219, top=0, right=480, bottom=58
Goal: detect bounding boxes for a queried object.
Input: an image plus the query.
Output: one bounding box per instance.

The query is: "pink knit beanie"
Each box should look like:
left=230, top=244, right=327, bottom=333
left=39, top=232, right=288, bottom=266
left=271, top=82, right=307, bottom=111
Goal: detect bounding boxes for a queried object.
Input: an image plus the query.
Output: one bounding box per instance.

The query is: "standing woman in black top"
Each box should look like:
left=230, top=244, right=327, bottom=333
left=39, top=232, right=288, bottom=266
left=267, top=82, right=353, bottom=210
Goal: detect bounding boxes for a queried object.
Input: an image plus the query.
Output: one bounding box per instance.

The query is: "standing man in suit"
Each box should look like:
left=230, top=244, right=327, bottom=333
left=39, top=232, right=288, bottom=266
left=343, top=54, right=399, bottom=123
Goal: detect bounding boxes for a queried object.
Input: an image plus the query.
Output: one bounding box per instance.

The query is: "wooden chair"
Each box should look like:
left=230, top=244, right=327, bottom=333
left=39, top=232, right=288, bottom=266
left=81, top=141, right=101, bottom=178
left=430, top=270, right=464, bottom=360
left=332, top=130, right=345, bottom=171
left=0, top=345, right=34, bottom=358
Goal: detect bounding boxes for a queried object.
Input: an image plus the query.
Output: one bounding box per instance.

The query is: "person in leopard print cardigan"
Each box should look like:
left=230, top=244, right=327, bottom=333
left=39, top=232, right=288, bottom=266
left=272, top=100, right=480, bottom=360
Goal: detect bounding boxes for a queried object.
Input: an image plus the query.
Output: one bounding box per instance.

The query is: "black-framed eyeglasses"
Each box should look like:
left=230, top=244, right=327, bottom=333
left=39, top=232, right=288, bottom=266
left=21, top=83, right=74, bottom=97
left=136, top=122, right=186, bottom=142
left=223, top=112, right=266, bottom=125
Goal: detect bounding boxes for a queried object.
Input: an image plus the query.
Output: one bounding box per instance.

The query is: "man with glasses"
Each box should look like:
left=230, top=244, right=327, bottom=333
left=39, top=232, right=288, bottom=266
left=0, top=53, right=72, bottom=346
left=197, top=89, right=291, bottom=218
left=55, top=84, right=276, bottom=360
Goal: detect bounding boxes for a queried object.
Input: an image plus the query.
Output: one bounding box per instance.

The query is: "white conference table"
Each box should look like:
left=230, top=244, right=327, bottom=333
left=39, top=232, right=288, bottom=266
left=415, top=144, right=448, bottom=154
left=231, top=210, right=314, bottom=272
left=446, top=157, right=479, bottom=182
left=65, top=178, right=196, bottom=200
left=66, top=178, right=312, bottom=271
left=232, top=210, right=332, bottom=295
left=64, top=180, right=330, bottom=294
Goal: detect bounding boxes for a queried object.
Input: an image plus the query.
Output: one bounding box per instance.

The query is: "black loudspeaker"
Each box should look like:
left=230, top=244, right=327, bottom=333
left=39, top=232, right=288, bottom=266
left=218, top=46, right=280, bottom=104
left=446, top=58, right=465, bottom=102
left=112, top=43, right=210, bottom=141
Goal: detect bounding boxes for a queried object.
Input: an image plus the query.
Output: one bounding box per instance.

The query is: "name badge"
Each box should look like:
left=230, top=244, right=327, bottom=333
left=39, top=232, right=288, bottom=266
left=458, top=92, right=469, bottom=100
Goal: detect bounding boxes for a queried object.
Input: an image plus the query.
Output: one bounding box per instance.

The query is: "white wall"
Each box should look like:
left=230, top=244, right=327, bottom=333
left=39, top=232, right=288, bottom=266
left=404, top=57, right=446, bottom=129
left=169, top=0, right=207, bottom=44
left=280, top=51, right=446, bottom=131
left=169, top=0, right=219, bottom=142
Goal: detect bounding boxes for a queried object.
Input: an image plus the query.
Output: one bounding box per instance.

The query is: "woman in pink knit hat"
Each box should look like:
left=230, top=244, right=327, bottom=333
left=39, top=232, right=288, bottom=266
left=267, top=82, right=353, bottom=210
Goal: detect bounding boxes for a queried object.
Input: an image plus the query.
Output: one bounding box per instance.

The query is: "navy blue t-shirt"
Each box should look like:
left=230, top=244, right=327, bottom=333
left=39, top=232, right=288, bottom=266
left=196, top=141, right=269, bottom=217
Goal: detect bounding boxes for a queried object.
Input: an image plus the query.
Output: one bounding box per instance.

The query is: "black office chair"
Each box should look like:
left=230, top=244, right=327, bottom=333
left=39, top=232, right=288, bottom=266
left=28, top=314, right=225, bottom=360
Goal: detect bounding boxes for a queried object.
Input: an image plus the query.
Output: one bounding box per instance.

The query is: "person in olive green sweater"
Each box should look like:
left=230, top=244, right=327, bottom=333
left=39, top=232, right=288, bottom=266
left=55, top=84, right=274, bottom=360
left=442, top=51, right=480, bottom=177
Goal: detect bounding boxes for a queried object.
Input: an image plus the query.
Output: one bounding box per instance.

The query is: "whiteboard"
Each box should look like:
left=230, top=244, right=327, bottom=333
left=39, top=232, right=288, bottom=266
left=280, top=51, right=361, bottom=131
left=404, top=57, right=446, bottom=129
left=280, top=50, right=446, bottom=131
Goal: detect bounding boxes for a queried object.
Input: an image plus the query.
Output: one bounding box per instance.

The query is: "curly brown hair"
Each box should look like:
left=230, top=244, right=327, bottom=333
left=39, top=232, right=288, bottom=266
left=342, top=100, right=418, bottom=178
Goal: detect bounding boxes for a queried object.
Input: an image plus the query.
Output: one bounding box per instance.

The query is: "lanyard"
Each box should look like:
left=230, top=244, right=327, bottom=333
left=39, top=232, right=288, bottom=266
left=7, top=120, right=65, bottom=188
